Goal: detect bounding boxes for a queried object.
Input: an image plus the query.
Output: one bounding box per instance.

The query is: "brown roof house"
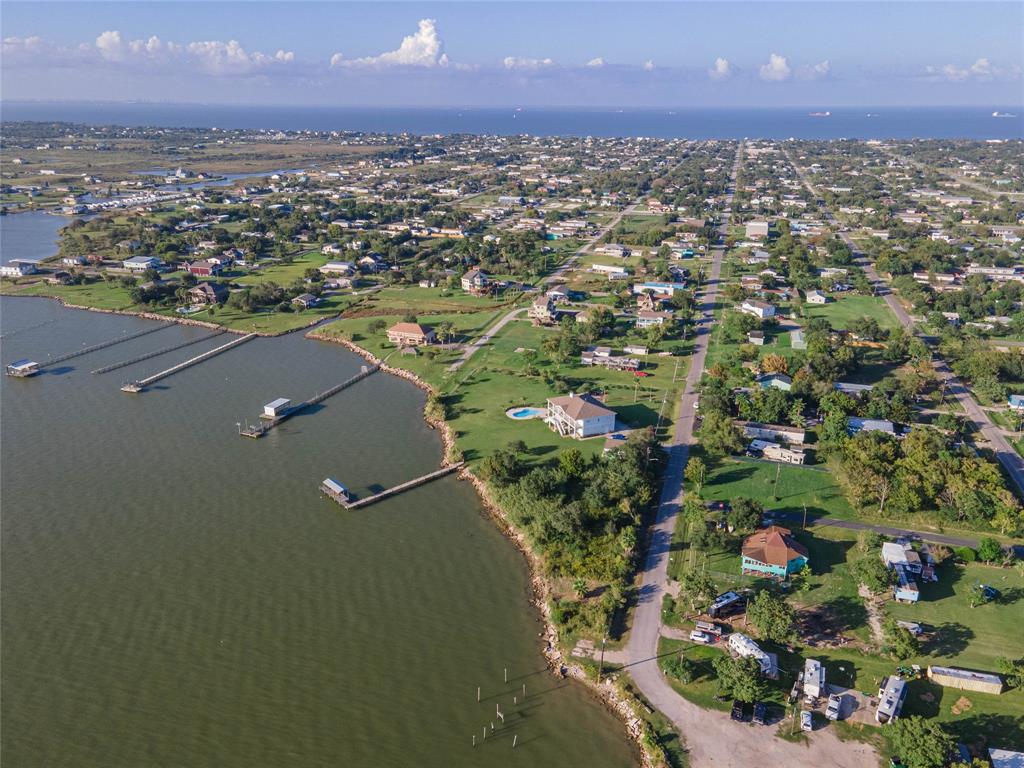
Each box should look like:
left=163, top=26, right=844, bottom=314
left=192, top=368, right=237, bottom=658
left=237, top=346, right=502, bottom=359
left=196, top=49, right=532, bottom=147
left=740, top=525, right=809, bottom=579
left=387, top=322, right=436, bottom=347
left=545, top=392, right=616, bottom=439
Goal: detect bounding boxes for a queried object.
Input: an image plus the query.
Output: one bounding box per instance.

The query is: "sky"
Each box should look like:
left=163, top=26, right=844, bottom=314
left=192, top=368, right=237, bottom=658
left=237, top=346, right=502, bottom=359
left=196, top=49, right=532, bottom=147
left=2, top=1, right=1022, bottom=107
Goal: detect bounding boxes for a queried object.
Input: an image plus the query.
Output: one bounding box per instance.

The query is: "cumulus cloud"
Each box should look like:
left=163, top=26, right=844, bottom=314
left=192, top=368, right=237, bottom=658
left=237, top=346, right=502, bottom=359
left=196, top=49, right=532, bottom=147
left=15, top=29, right=295, bottom=75
left=332, top=18, right=448, bottom=68
left=759, top=53, right=791, bottom=81
left=708, top=57, right=732, bottom=80
left=586, top=57, right=604, bottom=68
left=643, top=59, right=654, bottom=71
left=502, top=56, right=555, bottom=70
left=925, top=57, right=1019, bottom=82
left=797, top=60, right=831, bottom=80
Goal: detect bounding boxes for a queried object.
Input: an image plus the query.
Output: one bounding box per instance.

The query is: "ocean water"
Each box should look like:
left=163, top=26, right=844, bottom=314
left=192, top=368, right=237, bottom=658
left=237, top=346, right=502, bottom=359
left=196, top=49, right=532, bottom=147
left=3, top=102, right=1022, bottom=140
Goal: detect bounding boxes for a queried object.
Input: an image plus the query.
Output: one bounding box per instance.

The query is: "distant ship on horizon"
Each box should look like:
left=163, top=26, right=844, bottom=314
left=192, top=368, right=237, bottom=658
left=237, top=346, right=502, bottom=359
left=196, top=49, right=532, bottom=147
left=992, top=111, right=1016, bottom=118
left=808, top=111, right=831, bottom=117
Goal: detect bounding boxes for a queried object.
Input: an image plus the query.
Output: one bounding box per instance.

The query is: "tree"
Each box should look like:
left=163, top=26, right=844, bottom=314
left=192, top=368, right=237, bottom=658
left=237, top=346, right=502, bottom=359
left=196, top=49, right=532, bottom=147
left=882, top=616, right=920, bottom=660
left=727, top=497, right=763, bottom=533
left=663, top=654, right=696, bottom=684
left=747, top=589, right=795, bottom=644
left=977, top=536, right=1004, bottom=563
left=840, top=431, right=901, bottom=514
left=678, top=569, right=718, bottom=614
left=996, top=656, right=1024, bottom=689
left=684, top=457, right=706, bottom=494
left=699, top=412, right=744, bottom=457
left=759, top=353, right=789, bottom=374
left=851, top=554, right=892, bottom=595
left=712, top=655, right=765, bottom=703
left=559, top=448, right=587, bottom=479
left=888, top=717, right=954, bottom=768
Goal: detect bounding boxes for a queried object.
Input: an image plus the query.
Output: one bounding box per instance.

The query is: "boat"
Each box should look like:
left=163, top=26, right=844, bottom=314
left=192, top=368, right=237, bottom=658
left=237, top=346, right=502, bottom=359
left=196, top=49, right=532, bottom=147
left=992, top=111, right=1017, bottom=118
left=808, top=111, right=831, bottom=117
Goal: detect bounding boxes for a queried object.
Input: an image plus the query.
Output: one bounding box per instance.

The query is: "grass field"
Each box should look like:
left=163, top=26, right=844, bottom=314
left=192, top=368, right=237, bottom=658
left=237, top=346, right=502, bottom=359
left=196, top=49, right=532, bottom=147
left=802, top=293, right=899, bottom=332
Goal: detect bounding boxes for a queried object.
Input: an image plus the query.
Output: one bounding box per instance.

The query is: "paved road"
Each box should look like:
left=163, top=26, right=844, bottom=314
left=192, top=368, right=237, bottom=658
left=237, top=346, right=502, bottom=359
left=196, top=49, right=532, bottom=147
left=544, top=200, right=640, bottom=284
left=447, top=200, right=642, bottom=373
left=446, top=307, right=525, bottom=373
left=782, top=147, right=1024, bottom=500
left=625, top=142, right=877, bottom=768
left=773, top=511, right=1024, bottom=558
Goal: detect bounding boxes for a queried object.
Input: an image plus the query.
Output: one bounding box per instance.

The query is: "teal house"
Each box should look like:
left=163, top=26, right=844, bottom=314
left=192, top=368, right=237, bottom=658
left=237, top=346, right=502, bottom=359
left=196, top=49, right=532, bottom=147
left=741, top=525, right=809, bottom=579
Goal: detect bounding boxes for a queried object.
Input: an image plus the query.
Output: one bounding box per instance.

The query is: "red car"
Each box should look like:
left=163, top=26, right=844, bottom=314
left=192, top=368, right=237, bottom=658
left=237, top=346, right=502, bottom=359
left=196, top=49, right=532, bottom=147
left=634, top=371, right=651, bottom=377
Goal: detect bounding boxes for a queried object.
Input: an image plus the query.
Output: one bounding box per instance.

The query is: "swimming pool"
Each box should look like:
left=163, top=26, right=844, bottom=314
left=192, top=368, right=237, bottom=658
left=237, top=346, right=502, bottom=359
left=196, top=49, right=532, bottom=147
left=506, top=407, right=545, bottom=420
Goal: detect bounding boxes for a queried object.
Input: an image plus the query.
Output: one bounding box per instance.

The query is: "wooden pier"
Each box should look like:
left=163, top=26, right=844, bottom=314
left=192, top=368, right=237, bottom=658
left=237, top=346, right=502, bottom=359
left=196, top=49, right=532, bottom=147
left=239, top=364, right=380, bottom=438
left=8, top=323, right=172, bottom=376
left=121, top=333, right=257, bottom=392
left=320, top=463, right=464, bottom=509
left=92, top=330, right=225, bottom=374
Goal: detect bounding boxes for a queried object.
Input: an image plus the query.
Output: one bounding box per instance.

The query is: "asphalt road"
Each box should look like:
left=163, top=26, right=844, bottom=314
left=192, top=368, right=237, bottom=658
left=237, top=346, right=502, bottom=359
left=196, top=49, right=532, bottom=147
left=624, top=142, right=879, bottom=768
left=782, top=147, right=1024, bottom=500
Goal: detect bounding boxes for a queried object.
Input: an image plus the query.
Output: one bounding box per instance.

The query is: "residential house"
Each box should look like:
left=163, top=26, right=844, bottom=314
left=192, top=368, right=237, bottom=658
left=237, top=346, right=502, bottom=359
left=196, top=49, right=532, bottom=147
left=187, top=260, right=223, bottom=277
left=848, top=417, right=896, bottom=435
left=746, top=221, right=770, bottom=240
left=320, top=261, right=356, bottom=276
left=740, top=525, right=809, bottom=579
left=123, top=255, right=162, bottom=272
left=749, top=439, right=806, bottom=464
left=387, top=322, right=436, bottom=347
left=0, top=260, right=39, bottom=278
left=757, top=372, right=792, bottom=391
left=927, top=666, right=1003, bottom=695
left=358, top=253, right=384, bottom=272
left=529, top=295, right=557, bottom=323
left=461, top=268, right=491, bottom=295
left=545, top=393, right=617, bottom=439
left=748, top=330, right=766, bottom=346
left=1008, top=395, right=1024, bottom=411
left=805, top=289, right=828, bottom=305
left=636, top=310, right=673, bottom=328
left=292, top=293, right=320, bottom=309
left=740, top=299, right=776, bottom=319
left=740, top=422, right=806, bottom=444
left=188, top=282, right=228, bottom=305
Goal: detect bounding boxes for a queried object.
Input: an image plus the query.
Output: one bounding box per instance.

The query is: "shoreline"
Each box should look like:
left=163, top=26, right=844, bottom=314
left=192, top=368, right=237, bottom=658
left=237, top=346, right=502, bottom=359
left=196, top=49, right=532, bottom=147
left=2, top=289, right=664, bottom=765
left=307, top=327, right=663, bottom=768
left=0, top=291, right=336, bottom=338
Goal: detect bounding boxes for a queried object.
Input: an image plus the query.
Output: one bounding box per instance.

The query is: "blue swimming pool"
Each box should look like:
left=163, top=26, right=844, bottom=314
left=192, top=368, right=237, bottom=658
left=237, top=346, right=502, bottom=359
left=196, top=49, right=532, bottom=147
left=506, top=407, right=545, bottom=420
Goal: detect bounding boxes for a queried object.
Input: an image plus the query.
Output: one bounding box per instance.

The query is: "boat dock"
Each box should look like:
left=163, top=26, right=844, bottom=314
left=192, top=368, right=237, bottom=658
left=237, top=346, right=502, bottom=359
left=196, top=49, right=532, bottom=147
left=92, top=330, right=225, bottom=374
left=7, top=323, right=172, bottom=377
left=320, top=462, right=464, bottom=509
left=121, top=333, right=257, bottom=392
left=239, top=364, right=380, bottom=438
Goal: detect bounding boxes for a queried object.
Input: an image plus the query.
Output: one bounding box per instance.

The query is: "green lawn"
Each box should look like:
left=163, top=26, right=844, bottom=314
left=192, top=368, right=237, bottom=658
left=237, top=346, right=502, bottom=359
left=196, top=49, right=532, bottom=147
left=802, top=293, right=899, bottom=332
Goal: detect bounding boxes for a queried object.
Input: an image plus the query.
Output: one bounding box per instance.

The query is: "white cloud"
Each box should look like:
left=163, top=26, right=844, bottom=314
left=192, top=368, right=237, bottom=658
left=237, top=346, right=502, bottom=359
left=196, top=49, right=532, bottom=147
left=708, top=57, right=732, bottom=80
left=925, top=57, right=1018, bottom=82
left=759, top=53, right=791, bottom=82
left=586, top=57, right=604, bottom=68
left=643, top=60, right=654, bottom=71
left=502, top=56, right=555, bottom=70
left=797, top=60, right=831, bottom=80
left=332, top=18, right=448, bottom=68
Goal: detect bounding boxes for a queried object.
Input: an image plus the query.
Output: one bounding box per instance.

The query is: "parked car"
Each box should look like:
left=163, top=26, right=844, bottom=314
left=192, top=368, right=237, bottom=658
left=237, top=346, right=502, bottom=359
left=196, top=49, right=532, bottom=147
left=689, top=629, right=714, bottom=644
left=825, top=694, right=842, bottom=721
left=752, top=702, right=767, bottom=725
left=800, top=710, right=813, bottom=732
left=731, top=701, right=749, bottom=722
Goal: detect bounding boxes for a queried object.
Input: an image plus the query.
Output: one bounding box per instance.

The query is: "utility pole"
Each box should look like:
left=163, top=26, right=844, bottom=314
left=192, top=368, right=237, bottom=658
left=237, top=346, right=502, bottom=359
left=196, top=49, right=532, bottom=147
left=597, top=636, right=606, bottom=684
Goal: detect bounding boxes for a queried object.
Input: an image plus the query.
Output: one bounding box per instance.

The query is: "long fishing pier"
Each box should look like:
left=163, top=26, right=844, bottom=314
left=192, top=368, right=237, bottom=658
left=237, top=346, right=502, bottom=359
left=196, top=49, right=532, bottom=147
left=320, top=462, right=464, bottom=509
left=92, top=330, right=226, bottom=374
left=121, top=333, right=257, bottom=392
left=240, top=364, right=380, bottom=438
left=6, top=323, right=172, bottom=377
